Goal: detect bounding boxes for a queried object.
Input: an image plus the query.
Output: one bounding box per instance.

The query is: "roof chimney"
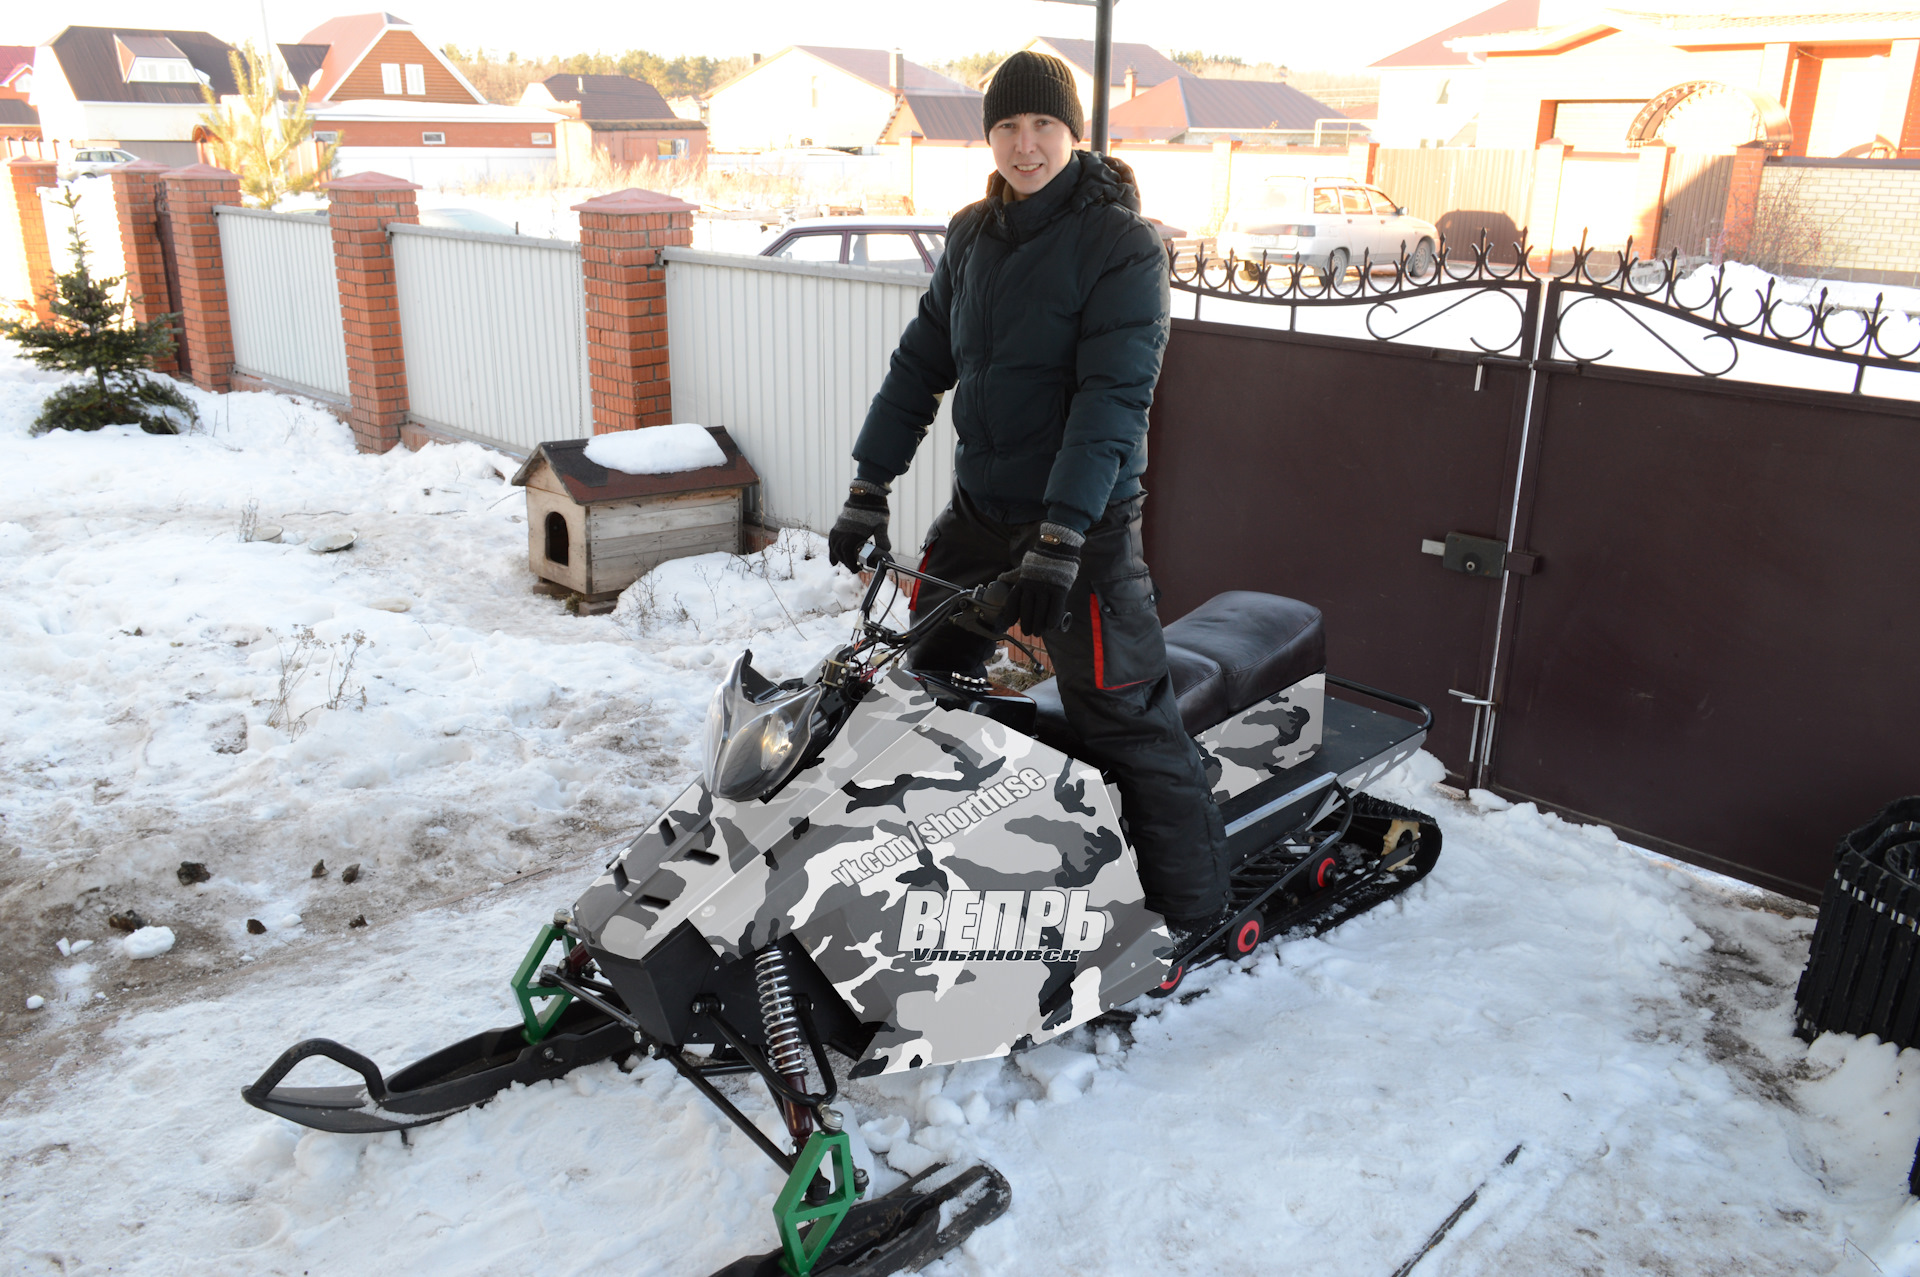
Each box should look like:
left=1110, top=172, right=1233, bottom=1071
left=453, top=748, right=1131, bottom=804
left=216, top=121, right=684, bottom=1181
left=752, top=51, right=762, bottom=65
left=1124, top=66, right=1137, bottom=99
left=577, top=75, right=584, bottom=93
left=889, top=47, right=903, bottom=90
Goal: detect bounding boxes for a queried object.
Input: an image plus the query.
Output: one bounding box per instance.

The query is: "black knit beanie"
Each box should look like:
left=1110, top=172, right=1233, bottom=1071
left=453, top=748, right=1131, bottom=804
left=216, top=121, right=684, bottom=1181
left=983, top=50, right=1084, bottom=140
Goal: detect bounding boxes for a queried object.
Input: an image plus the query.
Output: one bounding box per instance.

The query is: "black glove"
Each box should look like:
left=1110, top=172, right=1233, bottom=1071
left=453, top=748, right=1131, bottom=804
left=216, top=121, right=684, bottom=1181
left=999, top=522, right=1083, bottom=635
left=827, top=479, right=891, bottom=572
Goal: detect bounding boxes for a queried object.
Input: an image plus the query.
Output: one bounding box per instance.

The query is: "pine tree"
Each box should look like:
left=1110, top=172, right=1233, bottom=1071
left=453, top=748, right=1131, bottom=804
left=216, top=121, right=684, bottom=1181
left=197, top=43, right=338, bottom=209
left=0, top=188, right=197, bottom=435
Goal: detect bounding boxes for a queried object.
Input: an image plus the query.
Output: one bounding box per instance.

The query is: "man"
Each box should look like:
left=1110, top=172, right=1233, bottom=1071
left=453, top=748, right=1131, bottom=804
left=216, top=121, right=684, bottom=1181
left=826, top=50, right=1229, bottom=944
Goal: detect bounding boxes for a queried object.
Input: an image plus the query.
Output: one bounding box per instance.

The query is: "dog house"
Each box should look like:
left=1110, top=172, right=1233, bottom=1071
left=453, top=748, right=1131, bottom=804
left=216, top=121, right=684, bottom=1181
left=512, top=428, right=760, bottom=613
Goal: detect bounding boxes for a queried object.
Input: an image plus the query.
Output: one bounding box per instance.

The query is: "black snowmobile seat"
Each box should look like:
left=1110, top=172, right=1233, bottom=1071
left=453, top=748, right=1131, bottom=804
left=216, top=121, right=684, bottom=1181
left=1024, top=591, right=1325, bottom=753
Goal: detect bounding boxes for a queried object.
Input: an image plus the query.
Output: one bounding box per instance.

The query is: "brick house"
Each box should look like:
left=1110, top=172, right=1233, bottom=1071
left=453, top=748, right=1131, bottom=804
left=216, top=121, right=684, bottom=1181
left=706, top=46, right=973, bottom=150
left=1448, top=6, right=1920, bottom=157
left=293, top=12, right=564, bottom=185
left=520, top=73, right=708, bottom=171
left=26, top=26, right=239, bottom=166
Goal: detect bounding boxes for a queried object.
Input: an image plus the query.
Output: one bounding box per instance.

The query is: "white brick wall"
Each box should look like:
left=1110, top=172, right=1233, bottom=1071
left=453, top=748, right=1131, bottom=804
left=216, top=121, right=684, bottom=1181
left=1759, top=164, right=1920, bottom=279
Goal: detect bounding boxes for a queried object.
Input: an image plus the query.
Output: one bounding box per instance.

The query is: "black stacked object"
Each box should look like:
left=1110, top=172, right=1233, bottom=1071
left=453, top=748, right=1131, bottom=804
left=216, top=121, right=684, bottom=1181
left=1791, top=797, right=1920, bottom=1194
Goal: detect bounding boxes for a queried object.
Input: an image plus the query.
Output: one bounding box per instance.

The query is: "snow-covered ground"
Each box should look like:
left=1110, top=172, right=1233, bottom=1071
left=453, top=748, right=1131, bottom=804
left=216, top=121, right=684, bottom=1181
left=3, top=349, right=1920, bottom=1275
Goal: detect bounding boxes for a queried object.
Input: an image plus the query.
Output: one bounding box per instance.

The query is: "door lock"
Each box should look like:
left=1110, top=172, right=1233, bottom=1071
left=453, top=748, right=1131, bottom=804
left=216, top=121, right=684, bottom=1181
left=1421, top=533, right=1542, bottom=579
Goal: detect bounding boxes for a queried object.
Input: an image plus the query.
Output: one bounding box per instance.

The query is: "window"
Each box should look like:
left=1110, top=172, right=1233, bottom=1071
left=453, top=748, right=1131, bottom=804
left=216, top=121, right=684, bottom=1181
left=380, top=63, right=401, bottom=94
left=405, top=63, right=425, bottom=95
left=1312, top=187, right=1339, bottom=214
left=656, top=138, right=686, bottom=158
left=848, top=232, right=925, bottom=271
left=422, top=131, right=445, bottom=145
left=314, top=131, right=338, bottom=144
left=773, top=232, right=844, bottom=264
left=810, top=76, right=819, bottom=110
left=1367, top=190, right=1399, bottom=217
left=916, top=231, right=946, bottom=264
left=532, top=131, right=552, bottom=145
left=1340, top=188, right=1370, bottom=215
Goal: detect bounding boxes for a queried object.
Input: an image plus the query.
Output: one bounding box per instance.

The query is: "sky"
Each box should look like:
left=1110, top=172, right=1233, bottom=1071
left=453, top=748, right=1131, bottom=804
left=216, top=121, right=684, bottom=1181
left=11, top=0, right=1493, bottom=75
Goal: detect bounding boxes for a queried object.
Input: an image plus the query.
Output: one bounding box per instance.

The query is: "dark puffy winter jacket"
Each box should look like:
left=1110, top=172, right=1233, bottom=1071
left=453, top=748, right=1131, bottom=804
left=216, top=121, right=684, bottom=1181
left=852, top=151, right=1170, bottom=533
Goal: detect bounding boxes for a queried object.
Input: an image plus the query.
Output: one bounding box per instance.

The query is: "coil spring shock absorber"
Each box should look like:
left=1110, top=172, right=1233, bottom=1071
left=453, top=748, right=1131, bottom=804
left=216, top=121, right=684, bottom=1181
left=756, top=944, right=814, bottom=1147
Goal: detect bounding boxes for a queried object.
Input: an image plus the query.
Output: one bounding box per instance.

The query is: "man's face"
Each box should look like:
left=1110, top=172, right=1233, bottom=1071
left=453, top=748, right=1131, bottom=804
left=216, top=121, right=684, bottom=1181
left=990, top=113, right=1074, bottom=200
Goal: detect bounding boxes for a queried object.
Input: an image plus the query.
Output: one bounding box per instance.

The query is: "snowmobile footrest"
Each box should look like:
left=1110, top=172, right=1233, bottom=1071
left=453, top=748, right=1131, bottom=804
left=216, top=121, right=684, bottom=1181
left=708, top=1161, right=1012, bottom=1277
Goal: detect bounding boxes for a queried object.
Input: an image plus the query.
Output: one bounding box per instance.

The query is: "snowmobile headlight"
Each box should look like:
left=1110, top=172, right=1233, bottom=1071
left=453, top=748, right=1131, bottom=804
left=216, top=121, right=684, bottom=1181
left=702, top=652, right=823, bottom=802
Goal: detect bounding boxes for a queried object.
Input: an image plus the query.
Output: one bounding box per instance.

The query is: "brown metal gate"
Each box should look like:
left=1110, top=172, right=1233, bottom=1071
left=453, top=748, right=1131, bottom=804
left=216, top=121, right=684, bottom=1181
left=1147, top=321, right=1530, bottom=771
left=1147, top=247, right=1920, bottom=899
left=153, top=185, right=188, bottom=377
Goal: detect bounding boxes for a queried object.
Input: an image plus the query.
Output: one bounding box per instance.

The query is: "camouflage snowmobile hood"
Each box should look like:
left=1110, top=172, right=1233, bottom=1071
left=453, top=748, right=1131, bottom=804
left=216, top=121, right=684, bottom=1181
left=571, top=668, right=1170, bottom=1073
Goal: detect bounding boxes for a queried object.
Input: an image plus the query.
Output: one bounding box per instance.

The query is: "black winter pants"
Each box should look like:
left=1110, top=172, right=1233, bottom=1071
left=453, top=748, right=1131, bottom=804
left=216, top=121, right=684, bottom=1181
left=904, top=486, right=1229, bottom=923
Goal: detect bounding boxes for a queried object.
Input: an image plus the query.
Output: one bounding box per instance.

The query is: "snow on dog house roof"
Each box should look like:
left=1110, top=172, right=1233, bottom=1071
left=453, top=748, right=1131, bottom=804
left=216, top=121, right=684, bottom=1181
left=511, top=429, right=758, bottom=505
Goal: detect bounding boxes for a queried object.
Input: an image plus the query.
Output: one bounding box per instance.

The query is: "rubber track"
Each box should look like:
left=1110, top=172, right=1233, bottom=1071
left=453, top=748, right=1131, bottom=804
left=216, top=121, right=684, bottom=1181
left=1257, top=791, right=1443, bottom=940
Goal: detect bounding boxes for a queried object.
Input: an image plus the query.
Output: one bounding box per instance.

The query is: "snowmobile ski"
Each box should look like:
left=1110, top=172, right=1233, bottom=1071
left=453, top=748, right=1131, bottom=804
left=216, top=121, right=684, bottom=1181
left=708, top=1160, right=1012, bottom=1277
left=241, top=1001, right=634, bottom=1133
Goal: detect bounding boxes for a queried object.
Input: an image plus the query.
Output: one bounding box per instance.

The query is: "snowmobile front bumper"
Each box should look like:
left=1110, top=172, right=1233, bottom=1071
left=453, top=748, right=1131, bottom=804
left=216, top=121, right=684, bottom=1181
left=240, top=1003, right=634, bottom=1133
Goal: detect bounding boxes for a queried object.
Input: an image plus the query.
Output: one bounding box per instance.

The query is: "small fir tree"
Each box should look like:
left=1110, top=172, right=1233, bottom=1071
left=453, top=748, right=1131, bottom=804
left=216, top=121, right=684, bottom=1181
left=198, top=43, right=338, bottom=209
left=0, top=189, right=197, bottom=435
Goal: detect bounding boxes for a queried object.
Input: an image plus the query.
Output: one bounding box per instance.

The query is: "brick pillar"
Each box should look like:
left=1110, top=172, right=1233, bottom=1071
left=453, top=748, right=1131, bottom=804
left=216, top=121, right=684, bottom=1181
left=326, top=172, right=419, bottom=453
left=160, top=163, right=241, bottom=393
left=573, top=187, right=698, bottom=434
left=1719, top=140, right=1769, bottom=262
left=1629, top=142, right=1673, bottom=259
left=109, top=160, right=178, bottom=373
left=6, top=157, right=58, bottom=320
left=1526, top=139, right=1570, bottom=269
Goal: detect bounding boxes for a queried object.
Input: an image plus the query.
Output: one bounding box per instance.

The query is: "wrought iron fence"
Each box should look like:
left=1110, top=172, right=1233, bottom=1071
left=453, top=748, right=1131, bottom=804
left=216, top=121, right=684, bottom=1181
left=1545, top=239, right=1920, bottom=394
left=1170, top=233, right=1920, bottom=397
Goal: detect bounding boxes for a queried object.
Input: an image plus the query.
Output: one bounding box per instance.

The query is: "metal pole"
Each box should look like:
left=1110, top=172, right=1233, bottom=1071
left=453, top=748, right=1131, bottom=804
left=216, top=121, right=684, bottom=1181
left=1092, top=0, right=1113, bottom=154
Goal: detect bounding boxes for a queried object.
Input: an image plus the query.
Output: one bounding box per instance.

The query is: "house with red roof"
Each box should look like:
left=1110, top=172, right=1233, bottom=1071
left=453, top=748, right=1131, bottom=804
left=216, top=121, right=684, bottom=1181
left=706, top=46, right=974, bottom=150
left=0, top=44, right=37, bottom=140
left=290, top=12, right=565, bottom=184
left=1369, top=0, right=1540, bottom=147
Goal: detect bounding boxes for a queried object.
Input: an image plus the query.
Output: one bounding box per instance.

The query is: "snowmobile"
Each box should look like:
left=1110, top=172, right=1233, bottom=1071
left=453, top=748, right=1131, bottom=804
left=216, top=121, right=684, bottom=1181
left=243, top=555, right=1442, bottom=1276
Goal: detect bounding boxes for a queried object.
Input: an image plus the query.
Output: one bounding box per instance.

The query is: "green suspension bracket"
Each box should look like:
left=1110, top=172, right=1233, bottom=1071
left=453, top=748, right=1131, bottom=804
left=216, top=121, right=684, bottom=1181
left=509, top=922, right=575, bottom=1045
left=774, top=1131, right=861, bottom=1276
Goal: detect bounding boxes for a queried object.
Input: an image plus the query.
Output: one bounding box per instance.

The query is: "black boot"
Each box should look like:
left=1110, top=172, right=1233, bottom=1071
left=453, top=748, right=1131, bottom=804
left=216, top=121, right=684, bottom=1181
left=1164, top=906, right=1235, bottom=960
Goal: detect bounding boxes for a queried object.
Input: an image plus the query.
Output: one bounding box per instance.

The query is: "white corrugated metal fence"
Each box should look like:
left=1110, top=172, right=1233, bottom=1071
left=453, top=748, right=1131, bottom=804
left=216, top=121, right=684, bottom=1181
left=663, top=248, right=956, bottom=552
left=216, top=207, right=349, bottom=400
left=391, top=223, right=590, bottom=454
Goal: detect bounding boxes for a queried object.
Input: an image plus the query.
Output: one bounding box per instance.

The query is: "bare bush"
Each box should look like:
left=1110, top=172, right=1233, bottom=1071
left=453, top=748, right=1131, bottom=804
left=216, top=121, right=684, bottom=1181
left=267, top=626, right=371, bottom=738
left=1726, top=168, right=1849, bottom=279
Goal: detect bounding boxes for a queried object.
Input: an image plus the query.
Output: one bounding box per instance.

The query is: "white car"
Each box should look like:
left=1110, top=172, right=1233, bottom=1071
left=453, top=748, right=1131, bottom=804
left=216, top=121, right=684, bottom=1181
left=61, top=148, right=140, bottom=179
left=1218, top=177, right=1438, bottom=281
